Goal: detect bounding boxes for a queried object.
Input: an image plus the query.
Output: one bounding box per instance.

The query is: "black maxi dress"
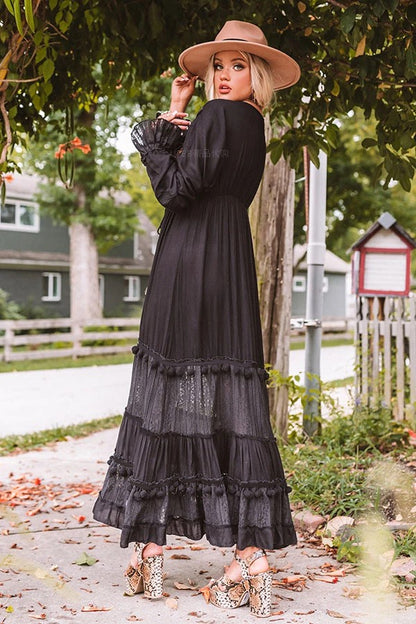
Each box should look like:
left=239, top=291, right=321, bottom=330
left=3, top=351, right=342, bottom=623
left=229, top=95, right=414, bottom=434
left=93, top=98, right=297, bottom=551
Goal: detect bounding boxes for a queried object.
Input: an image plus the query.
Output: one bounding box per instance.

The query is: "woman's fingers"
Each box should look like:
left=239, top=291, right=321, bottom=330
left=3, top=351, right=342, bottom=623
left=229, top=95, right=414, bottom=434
left=159, top=110, right=191, bottom=131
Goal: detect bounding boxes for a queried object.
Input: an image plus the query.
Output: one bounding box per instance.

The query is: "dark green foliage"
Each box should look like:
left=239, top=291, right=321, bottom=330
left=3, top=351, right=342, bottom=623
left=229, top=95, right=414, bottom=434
left=1, top=1, right=415, bottom=190
left=0, top=288, right=23, bottom=320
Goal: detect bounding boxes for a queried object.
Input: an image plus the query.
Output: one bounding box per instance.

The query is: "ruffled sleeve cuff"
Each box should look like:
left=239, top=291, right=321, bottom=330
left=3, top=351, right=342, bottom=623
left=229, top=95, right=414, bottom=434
left=131, top=118, right=185, bottom=160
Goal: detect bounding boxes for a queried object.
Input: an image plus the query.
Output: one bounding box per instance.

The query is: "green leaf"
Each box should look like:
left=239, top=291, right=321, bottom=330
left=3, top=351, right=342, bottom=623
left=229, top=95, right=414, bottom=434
left=340, top=7, right=356, bottom=34
left=398, top=176, right=411, bottom=192
left=3, top=0, right=14, bottom=15
left=405, top=43, right=416, bottom=79
left=49, top=0, right=58, bottom=9
left=269, top=141, right=283, bottom=164
left=381, top=0, right=399, bottom=12
left=73, top=552, right=98, bottom=566
left=307, top=143, right=320, bottom=169
left=24, top=0, right=35, bottom=33
left=361, top=138, right=377, bottom=149
left=13, top=0, right=24, bottom=35
left=35, top=47, right=47, bottom=63
left=40, top=58, right=55, bottom=82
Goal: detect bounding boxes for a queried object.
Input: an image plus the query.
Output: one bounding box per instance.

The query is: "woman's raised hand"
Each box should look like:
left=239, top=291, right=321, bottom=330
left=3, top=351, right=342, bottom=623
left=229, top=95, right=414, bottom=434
left=158, top=110, right=190, bottom=131
left=170, top=74, right=198, bottom=112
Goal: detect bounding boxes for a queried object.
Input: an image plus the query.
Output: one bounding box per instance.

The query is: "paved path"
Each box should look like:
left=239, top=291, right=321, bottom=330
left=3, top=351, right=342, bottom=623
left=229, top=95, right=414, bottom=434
left=0, top=346, right=355, bottom=437
left=0, top=429, right=413, bottom=624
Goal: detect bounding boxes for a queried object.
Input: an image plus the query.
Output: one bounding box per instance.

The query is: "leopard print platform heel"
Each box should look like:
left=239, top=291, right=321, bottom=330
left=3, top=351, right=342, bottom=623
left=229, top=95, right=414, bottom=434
left=235, top=549, right=272, bottom=618
left=124, top=543, right=164, bottom=600
left=208, top=573, right=249, bottom=610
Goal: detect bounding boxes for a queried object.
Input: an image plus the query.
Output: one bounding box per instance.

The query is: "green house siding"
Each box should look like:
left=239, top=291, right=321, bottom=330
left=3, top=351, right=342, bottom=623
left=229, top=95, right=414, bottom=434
left=101, top=273, right=149, bottom=317
left=105, top=238, right=135, bottom=259
left=291, top=272, right=346, bottom=319
left=0, top=268, right=70, bottom=317
left=0, top=215, right=69, bottom=253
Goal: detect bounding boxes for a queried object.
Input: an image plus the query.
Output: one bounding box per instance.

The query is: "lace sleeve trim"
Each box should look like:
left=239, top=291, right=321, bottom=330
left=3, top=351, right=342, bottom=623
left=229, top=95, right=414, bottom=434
left=131, top=118, right=185, bottom=158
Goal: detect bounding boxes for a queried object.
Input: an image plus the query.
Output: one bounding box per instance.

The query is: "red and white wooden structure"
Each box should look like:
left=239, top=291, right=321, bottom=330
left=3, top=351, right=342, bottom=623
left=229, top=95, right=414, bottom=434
left=351, top=212, right=416, bottom=296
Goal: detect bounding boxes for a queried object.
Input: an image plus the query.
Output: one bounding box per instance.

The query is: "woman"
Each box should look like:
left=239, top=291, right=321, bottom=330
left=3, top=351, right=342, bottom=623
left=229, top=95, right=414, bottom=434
left=93, top=20, right=300, bottom=618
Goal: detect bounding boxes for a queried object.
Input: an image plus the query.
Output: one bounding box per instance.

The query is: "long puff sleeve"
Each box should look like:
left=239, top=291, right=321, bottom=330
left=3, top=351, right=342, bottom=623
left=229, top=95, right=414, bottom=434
left=131, top=100, right=228, bottom=213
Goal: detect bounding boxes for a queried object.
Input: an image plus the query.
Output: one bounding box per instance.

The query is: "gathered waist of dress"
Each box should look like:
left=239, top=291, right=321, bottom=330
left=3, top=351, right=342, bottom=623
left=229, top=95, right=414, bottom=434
left=197, top=192, right=249, bottom=209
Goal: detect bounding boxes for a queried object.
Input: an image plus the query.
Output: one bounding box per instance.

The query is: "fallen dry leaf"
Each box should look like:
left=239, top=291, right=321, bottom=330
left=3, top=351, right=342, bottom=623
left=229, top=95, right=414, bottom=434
left=281, top=575, right=307, bottom=583
left=127, top=616, right=143, bottom=621
left=28, top=616, right=46, bottom=620
left=174, top=581, right=196, bottom=590
left=81, top=605, right=112, bottom=612
left=310, top=574, right=339, bottom=584
left=190, top=545, right=208, bottom=551
left=295, top=610, right=315, bottom=615
left=342, top=585, right=364, bottom=600
left=165, top=545, right=186, bottom=550
left=26, top=505, right=44, bottom=517
left=273, top=574, right=307, bottom=592
left=327, top=609, right=346, bottom=618
left=199, top=585, right=211, bottom=604
left=170, top=554, right=191, bottom=560
left=165, top=597, right=178, bottom=610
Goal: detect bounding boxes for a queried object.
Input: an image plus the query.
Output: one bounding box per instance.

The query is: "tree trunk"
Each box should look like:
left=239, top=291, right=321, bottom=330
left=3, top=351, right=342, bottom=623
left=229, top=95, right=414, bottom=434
left=250, top=118, right=296, bottom=438
left=69, top=201, right=101, bottom=322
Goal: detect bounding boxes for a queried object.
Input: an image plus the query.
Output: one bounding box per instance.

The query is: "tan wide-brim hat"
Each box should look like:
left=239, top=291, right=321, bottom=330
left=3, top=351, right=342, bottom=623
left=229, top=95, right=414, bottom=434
left=178, top=20, right=300, bottom=91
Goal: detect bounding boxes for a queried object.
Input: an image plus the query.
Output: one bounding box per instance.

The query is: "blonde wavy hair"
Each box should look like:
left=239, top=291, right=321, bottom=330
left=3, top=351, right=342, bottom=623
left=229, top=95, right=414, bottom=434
left=204, top=51, right=274, bottom=109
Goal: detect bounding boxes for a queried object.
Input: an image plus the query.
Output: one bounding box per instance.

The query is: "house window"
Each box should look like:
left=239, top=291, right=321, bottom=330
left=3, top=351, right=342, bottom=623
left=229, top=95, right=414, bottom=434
left=42, top=272, right=61, bottom=302
left=99, top=274, right=105, bottom=308
left=292, top=275, right=306, bottom=292
left=123, top=276, right=140, bottom=301
left=0, top=200, right=39, bottom=232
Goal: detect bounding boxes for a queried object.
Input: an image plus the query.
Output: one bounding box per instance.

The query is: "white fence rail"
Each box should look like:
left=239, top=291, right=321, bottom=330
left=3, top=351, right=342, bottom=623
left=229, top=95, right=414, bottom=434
left=354, top=296, right=416, bottom=421
left=0, top=317, right=139, bottom=362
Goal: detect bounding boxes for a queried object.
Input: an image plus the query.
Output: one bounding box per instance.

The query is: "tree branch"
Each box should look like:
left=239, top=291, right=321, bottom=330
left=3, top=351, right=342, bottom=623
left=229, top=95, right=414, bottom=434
left=0, top=91, right=13, bottom=166
left=326, top=0, right=348, bottom=8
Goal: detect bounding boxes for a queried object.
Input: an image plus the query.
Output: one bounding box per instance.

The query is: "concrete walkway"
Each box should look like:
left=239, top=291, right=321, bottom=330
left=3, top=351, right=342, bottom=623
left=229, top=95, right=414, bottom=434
left=0, top=346, right=355, bottom=437
left=0, top=429, right=414, bottom=624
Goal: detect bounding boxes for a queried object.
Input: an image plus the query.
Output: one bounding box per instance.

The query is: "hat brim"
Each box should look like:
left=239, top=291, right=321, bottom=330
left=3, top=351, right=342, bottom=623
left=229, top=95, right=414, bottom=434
left=178, top=40, right=300, bottom=91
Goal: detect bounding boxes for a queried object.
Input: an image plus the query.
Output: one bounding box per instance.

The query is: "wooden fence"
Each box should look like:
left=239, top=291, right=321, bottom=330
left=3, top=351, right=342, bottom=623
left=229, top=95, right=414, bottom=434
left=354, top=295, right=416, bottom=420
left=0, top=317, right=140, bottom=362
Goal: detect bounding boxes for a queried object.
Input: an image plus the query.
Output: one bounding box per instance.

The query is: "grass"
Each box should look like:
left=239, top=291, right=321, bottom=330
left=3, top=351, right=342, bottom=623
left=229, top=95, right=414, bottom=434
left=290, top=335, right=354, bottom=351
left=0, top=414, right=122, bottom=456
left=0, top=352, right=133, bottom=373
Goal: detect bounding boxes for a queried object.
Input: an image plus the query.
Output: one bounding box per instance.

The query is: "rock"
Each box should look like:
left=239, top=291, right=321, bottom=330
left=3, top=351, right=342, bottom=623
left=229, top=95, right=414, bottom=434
left=385, top=520, right=415, bottom=532
left=293, top=509, right=326, bottom=534
left=325, top=516, right=355, bottom=537
left=390, top=556, right=416, bottom=579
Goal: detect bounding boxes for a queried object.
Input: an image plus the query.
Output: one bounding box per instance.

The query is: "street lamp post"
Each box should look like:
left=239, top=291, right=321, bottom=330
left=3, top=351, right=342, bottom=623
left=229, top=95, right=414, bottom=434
left=303, top=150, right=327, bottom=437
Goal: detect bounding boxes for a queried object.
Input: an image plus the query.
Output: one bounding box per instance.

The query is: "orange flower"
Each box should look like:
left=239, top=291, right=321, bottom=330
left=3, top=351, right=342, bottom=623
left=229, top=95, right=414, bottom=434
left=54, top=137, right=91, bottom=158
left=1, top=173, right=14, bottom=182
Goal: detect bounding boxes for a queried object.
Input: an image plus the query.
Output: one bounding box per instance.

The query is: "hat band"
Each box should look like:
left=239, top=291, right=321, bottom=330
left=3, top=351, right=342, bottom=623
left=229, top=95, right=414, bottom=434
left=221, top=38, right=248, bottom=42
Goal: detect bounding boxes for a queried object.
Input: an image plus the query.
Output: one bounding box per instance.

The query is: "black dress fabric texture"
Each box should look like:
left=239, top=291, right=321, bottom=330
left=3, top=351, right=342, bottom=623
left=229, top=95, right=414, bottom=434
left=93, top=99, right=297, bottom=550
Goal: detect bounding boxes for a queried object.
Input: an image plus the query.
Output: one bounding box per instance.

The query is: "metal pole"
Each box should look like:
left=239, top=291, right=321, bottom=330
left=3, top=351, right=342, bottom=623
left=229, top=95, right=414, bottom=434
left=303, top=150, right=327, bottom=437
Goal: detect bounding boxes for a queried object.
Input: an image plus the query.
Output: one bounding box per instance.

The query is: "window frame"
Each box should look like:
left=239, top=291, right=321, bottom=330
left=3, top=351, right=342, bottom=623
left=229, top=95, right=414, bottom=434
left=0, top=199, right=40, bottom=232
left=292, top=275, right=306, bottom=292
left=42, top=272, right=62, bottom=302
left=123, top=275, right=140, bottom=302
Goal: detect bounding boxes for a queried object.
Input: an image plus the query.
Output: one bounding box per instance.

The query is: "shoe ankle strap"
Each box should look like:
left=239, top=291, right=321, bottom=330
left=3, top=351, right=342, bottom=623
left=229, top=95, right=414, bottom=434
left=235, top=548, right=266, bottom=576
left=134, top=542, right=145, bottom=564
